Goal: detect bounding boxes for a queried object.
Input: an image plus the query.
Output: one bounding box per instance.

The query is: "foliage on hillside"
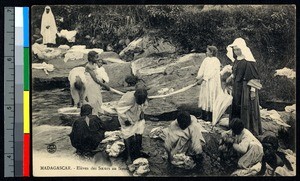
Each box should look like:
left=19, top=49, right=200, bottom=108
left=31, top=5, right=296, bottom=102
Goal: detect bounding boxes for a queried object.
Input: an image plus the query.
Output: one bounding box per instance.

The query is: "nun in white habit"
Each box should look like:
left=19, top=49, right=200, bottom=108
left=40, top=6, right=57, bottom=45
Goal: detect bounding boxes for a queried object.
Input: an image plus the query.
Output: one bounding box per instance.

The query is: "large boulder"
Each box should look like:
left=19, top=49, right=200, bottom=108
left=119, top=35, right=177, bottom=61
left=33, top=52, right=207, bottom=115
left=132, top=53, right=206, bottom=115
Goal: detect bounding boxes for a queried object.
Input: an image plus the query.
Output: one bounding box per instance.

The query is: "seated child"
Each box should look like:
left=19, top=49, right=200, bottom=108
left=69, top=105, right=105, bottom=155
left=258, top=135, right=294, bottom=176
left=219, top=118, right=264, bottom=172
left=164, top=111, right=205, bottom=163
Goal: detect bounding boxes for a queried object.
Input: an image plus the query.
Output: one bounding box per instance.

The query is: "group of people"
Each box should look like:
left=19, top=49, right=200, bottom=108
left=67, top=34, right=293, bottom=176
left=197, top=38, right=262, bottom=136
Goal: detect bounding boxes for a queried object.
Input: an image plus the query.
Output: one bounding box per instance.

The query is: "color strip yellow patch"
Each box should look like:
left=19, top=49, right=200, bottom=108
left=23, top=91, right=30, bottom=133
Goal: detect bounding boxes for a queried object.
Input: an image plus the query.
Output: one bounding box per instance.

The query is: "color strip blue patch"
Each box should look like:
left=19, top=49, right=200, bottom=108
left=23, top=7, right=29, bottom=47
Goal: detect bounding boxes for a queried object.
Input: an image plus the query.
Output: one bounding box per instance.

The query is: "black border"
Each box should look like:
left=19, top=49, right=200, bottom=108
left=0, top=0, right=299, bottom=180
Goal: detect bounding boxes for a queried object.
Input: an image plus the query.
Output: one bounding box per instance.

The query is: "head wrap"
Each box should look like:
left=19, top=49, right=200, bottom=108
left=226, top=38, right=256, bottom=62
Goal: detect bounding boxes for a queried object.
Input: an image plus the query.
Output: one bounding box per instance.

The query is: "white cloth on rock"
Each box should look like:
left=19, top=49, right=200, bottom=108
left=128, top=158, right=150, bottom=177
left=58, top=29, right=77, bottom=42
left=260, top=109, right=290, bottom=127
left=171, top=153, right=196, bottom=169
left=274, top=67, right=296, bottom=79
left=32, top=62, right=54, bottom=75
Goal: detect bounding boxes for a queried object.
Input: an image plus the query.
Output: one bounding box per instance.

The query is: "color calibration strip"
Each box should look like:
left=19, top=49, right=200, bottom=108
left=4, top=7, right=30, bottom=177
left=15, top=7, right=30, bottom=177
left=15, top=7, right=24, bottom=177
left=23, top=7, right=30, bottom=177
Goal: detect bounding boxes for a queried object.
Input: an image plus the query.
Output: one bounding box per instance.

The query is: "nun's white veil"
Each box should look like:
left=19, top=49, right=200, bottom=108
left=226, top=38, right=256, bottom=62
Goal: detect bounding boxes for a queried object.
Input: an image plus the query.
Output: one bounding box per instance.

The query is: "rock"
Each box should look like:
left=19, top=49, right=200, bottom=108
left=33, top=52, right=207, bottom=115
left=132, top=53, right=206, bottom=115
left=32, top=125, right=74, bottom=153
left=103, top=62, right=133, bottom=88
left=99, top=51, right=121, bottom=60
left=119, top=35, right=176, bottom=61
left=32, top=54, right=132, bottom=91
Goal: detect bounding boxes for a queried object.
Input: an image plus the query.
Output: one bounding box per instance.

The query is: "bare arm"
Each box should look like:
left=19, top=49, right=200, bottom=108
left=86, top=66, right=110, bottom=91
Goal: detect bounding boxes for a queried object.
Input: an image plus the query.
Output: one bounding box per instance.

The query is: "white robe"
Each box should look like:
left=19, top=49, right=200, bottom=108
left=41, top=6, right=57, bottom=44
left=164, top=116, right=206, bottom=156
left=196, top=57, right=222, bottom=112
left=68, top=67, right=87, bottom=106
left=116, top=91, right=148, bottom=139
left=85, top=65, right=109, bottom=115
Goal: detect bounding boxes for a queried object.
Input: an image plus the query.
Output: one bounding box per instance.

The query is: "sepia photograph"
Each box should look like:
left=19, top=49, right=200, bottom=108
left=31, top=5, right=296, bottom=177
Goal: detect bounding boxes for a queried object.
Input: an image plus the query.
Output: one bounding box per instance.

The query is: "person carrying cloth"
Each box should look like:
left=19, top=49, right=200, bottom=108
left=196, top=46, right=222, bottom=121
left=116, top=88, right=149, bottom=163
left=85, top=51, right=110, bottom=116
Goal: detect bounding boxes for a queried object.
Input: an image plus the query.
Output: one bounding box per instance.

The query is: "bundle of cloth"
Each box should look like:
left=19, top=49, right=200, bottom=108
left=285, top=104, right=296, bottom=114
left=274, top=67, right=296, bottom=79
left=58, top=45, right=70, bottom=50
left=260, top=109, right=290, bottom=128
left=63, top=45, right=104, bottom=62
left=57, top=29, right=77, bottom=42
left=149, top=126, right=166, bottom=140
left=128, top=158, right=150, bottom=177
left=32, top=62, right=55, bottom=75
left=105, top=141, right=125, bottom=157
left=32, top=43, right=61, bottom=60
left=231, top=162, right=262, bottom=176
left=171, top=153, right=196, bottom=169
left=101, top=131, right=125, bottom=157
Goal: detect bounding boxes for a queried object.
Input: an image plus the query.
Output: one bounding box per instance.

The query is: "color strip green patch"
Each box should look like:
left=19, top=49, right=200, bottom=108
left=24, top=48, right=29, bottom=91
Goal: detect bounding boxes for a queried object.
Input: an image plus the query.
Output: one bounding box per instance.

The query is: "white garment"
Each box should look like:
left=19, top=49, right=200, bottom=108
left=232, top=129, right=263, bottom=155
left=274, top=67, right=296, bottom=79
left=196, top=57, right=222, bottom=111
left=116, top=91, right=148, bottom=139
left=68, top=67, right=87, bottom=106
left=63, top=51, right=84, bottom=62
left=84, top=65, right=109, bottom=115
left=58, top=29, right=77, bottom=42
left=164, top=116, right=206, bottom=156
left=32, top=62, right=54, bottom=75
left=40, top=6, right=57, bottom=44
left=226, top=38, right=256, bottom=62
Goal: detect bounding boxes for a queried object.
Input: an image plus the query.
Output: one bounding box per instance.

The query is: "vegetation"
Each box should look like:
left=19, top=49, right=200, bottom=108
left=31, top=5, right=296, bottom=103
